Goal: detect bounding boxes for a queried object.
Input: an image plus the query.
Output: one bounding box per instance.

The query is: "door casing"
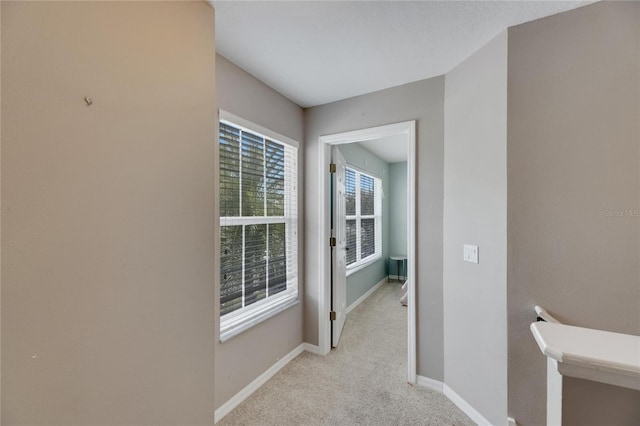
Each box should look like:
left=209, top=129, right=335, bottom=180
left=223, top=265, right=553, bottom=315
left=317, top=120, right=417, bottom=384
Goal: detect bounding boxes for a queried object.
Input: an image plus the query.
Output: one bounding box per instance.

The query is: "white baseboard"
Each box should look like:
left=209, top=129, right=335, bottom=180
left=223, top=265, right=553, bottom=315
left=387, top=275, right=405, bottom=281
left=302, top=342, right=327, bottom=355
left=347, top=277, right=387, bottom=313
left=417, top=378, right=512, bottom=426
left=443, top=384, right=493, bottom=426
left=416, top=375, right=444, bottom=393
left=214, top=344, right=305, bottom=423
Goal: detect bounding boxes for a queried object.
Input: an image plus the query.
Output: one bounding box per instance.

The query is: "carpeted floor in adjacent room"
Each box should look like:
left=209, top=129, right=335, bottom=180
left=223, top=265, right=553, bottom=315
left=218, top=281, right=474, bottom=426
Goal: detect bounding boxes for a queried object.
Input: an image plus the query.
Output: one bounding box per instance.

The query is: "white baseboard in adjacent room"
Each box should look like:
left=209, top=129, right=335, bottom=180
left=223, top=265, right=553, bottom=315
left=443, top=384, right=492, bottom=426
left=214, top=344, right=305, bottom=423
left=416, top=375, right=444, bottom=393
left=347, top=277, right=388, bottom=313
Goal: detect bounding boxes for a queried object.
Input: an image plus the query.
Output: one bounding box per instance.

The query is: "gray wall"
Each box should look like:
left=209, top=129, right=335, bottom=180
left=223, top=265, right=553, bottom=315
left=443, top=31, right=508, bottom=425
left=304, top=77, right=445, bottom=380
left=507, top=2, right=640, bottom=425
left=561, top=378, right=640, bottom=426
left=1, top=2, right=217, bottom=424
left=338, top=143, right=390, bottom=307
left=389, top=162, right=408, bottom=271
left=215, top=55, right=305, bottom=408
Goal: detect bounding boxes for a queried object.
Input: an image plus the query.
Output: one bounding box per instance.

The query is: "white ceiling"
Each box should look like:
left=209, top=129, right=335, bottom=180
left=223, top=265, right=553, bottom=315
left=212, top=0, right=592, bottom=108
left=358, top=135, right=408, bottom=164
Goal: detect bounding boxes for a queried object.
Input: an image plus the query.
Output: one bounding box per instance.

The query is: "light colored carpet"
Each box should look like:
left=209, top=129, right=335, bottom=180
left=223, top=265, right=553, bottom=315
left=218, top=281, right=474, bottom=426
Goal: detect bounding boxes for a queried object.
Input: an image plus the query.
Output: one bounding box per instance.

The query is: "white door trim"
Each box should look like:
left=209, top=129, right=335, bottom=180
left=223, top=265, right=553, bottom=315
left=317, top=120, right=417, bottom=384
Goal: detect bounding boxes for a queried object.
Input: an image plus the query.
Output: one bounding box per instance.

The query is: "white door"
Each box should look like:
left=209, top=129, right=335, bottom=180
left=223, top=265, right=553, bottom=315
left=331, top=146, right=347, bottom=347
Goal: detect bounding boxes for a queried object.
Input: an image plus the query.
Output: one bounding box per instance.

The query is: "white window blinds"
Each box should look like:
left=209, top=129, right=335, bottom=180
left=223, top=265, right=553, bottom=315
left=219, top=119, right=298, bottom=320
left=345, top=167, right=382, bottom=268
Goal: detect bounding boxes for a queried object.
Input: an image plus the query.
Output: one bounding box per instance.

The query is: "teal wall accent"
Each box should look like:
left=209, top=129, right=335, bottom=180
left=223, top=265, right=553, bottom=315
left=337, top=143, right=390, bottom=306
left=388, top=162, right=408, bottom=278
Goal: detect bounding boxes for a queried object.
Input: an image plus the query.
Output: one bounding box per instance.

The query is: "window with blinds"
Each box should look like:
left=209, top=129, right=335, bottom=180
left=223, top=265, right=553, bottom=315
left=345, top=167, right=382, bottom=270
left=219, top=113, right=298, bottom=341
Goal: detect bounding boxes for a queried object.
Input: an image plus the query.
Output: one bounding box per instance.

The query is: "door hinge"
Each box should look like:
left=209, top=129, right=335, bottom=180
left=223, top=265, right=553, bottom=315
left=330, top=311, right=337, bottom=321
left=329, top=163, right=336, bottom=173
left=329, top=237, right=336, bottom=247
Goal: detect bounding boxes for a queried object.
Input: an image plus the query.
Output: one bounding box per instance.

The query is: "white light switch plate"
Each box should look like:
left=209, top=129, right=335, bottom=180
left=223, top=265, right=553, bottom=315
left=464, top=244, right=479, bottom=264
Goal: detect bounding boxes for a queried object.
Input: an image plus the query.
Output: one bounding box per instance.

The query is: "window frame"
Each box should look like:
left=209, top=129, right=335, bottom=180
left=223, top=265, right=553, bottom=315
left=345, top=166, right=382, bottom=276
left=218, top=110, right=299, bottom=342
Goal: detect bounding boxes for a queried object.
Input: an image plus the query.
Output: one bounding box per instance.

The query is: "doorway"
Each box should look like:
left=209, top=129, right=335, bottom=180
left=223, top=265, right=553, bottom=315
left=318, top=121, right=417, bottom=384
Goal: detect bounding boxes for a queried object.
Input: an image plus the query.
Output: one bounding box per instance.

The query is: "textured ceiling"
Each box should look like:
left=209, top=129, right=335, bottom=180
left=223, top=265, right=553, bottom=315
left=212, top=1, right=593, bottom=108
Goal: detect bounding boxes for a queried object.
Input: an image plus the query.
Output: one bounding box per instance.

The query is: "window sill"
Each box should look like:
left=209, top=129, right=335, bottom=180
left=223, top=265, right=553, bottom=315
left=346, top=254, right=382, bottom=277
left=220, top=294, right=298, bottom=343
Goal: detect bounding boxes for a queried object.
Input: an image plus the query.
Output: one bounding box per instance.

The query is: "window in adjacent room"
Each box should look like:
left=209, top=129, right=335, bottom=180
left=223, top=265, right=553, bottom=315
left=345, top=166, right=382, bottom=274
left=218, top=111, right=298, bottom=342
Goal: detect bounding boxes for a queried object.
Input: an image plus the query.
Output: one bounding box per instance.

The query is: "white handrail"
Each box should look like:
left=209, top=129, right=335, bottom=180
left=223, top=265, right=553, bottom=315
left=535, top=305, right=561, bottom=324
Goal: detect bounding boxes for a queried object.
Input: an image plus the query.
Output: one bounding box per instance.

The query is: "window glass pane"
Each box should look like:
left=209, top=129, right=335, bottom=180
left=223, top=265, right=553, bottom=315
left=220, top=123, right=240, bottom=217
left=346, top=219, right=357, bottom=265
left=244, top=224, right=267, bottom=306
left=268, top=223, right=287, bottom=296
left=361, top=218, right=375, bottom=259
left=220, top=225, right=243, bottom=315
left=265, top=140, right=285, bottom=216
left=242, top=131, right=265, bottom=217
left=345, top=168, right=356, bottom=216
left=360, top=174, right=375, bottom=216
